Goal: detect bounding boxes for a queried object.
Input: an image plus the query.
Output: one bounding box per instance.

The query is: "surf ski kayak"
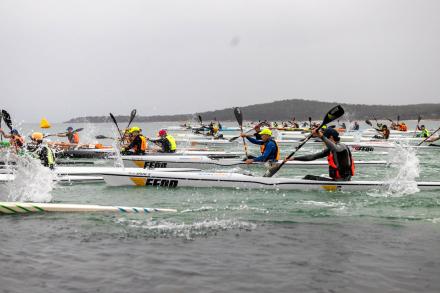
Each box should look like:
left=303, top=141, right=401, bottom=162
left=121, top=155, right=388, bottom=169
left=101, top=170, right=440, bottom=192
left=0, top=174, right=103, bottom=184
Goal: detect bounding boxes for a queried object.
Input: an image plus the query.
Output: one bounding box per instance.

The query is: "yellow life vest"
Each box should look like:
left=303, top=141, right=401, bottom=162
left=166, top=135, right=177, bottom=151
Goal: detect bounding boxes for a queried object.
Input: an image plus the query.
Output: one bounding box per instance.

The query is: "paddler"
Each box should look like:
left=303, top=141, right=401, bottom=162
left=121, top=127, right=147, bottom=155
left=148, top=129, right=176, bottom=153
left=351, top=121, right=360, bottom=131
left=0, top=128, right=25, bottom=153
left=58, top=127, right=80, bottom=144
left=27, top=132, right=55, bottom=169
left=416, top=125, right=430, bottom=138
left=286, top=127, right=355, bottom=181
left=398, top=122, right=408, bottom=131
left=240, top=128, right=280, bottom=164
left=373, top=125, right=390, bottom=140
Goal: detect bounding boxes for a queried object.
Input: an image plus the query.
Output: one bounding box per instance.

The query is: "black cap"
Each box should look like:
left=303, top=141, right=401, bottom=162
left=323, top=128, right=340, bottom=141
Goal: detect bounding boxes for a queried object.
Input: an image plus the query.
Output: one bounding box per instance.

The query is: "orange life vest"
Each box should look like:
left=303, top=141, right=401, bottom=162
left=260, top=139, right=280, bottom=161
left=133, top=135, right=147, bottom=153
left=399, top=124, right=407, bottom=131
left=327, top=147, right=355, bottom=180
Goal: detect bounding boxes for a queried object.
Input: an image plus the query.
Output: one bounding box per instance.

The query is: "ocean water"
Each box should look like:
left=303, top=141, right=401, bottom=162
left=1, top=120, right=440, bottom=293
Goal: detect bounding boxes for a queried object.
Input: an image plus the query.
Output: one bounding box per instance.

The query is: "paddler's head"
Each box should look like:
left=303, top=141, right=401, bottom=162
left=11, top=129, right=19, bottom=136
left=66, top=127, right=73, bottom=133
left=421, top=125, right=426, bottom=130
left=129, top=127, right=141, bottom=136
left=258, top=128, right=272, bottom=142
left=31, top=132, right=44, bottom=144
left=158, top=129, right=167, bottom=137
left=323, top=127, right=340, bottom=142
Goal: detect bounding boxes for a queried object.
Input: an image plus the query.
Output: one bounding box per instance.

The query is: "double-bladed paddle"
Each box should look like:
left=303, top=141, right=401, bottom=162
left=263, top=105, right=345, bottom=178
left=233, top=107, right=249, bottom=158
left=2, top=110, right=13, bottom=131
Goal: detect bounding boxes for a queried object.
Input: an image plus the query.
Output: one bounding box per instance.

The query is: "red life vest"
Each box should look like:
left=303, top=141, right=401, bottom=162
left=327, top=147, right=355, bottom=180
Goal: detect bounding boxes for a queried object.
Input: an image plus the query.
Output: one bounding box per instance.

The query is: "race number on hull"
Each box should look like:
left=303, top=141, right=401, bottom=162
left=133, top=160, right=168, bottom=169
left=130, top=177, right=178, bottom=187
left=350, top=145, right=375, bottom=152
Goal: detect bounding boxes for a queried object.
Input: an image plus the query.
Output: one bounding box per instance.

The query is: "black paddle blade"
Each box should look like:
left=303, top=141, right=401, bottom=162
left=2, top=110, right=12, bottom=130
left=322, top=105, right=344, bottom=125
left=198, top=115, right=203, bottom=125
left=233, top=107, right=243, bottom=126
left=127, top=109, right=137, bottom=127
left=74, top=128, right=84, bottom=133
left=229, top=136, right=239, bottom=142
left=418, top=115, right=422, bottom=123
left=397, top=115, right=400, bottom=122
left=365, top=119, right=372, bottom=126
left=109, top=113, right=118, bottom=125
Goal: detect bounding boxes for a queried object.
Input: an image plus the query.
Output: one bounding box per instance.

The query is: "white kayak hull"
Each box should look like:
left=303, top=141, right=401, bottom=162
left=0, top=168, right=201, bottom=183
left=121, top=155, right=388, bottom=169
left=0, top=174, right=103, bottom=184
left=101, top=170, right=440, bottom=192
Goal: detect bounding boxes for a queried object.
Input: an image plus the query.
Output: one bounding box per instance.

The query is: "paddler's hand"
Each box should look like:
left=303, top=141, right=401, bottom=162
left=240, top=133, right=248, bottom=138
left=312, top=129, right=323, bottom=138
left=245, top=159, right=254, bottom=164
left=284, top=156, right=293, bottom=163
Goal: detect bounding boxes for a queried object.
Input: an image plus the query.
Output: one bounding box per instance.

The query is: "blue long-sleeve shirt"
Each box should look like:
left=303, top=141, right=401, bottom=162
left=246, top=137, right=278, bottom=162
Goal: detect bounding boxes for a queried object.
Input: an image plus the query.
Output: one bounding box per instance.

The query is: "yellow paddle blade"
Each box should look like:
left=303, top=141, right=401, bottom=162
left=40, top=117, right=51, bottom=128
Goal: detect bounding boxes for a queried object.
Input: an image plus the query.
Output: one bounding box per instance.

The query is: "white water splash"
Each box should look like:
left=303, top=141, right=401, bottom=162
left=79, top=122, right=99, bottom=144
left=370, top=143, right=420, bottom=197
left=3, top=153, right=54, bottom=202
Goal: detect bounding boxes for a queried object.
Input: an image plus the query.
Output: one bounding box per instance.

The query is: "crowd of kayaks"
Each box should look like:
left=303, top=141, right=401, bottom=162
left=1, top=107, right=440, bottom=197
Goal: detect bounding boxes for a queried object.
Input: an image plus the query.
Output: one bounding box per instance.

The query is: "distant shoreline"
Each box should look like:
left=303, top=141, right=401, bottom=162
left=65, top=98, right=440, bottom=123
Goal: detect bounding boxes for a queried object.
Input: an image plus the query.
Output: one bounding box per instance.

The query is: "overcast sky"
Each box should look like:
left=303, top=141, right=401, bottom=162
left=0, top=0, right=439, bottom=122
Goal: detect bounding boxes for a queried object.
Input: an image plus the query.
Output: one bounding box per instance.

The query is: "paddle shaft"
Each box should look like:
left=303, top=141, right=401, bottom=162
left=240, top=125, right=250, bottom=157
left=276, top=126, right=324, bottom=171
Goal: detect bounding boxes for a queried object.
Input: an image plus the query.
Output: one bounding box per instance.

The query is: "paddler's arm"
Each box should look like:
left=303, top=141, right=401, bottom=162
left=289, top=149, right=329, bottom=162
left=242, top=135, right=264, bottom=145
left=320, top=136, right=346, bottom=152
left=125, top=136, right=141, bottom=150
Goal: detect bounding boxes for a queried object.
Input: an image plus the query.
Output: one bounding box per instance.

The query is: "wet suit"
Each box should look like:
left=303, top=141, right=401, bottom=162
left=294, top=136, right=354, bottom=181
